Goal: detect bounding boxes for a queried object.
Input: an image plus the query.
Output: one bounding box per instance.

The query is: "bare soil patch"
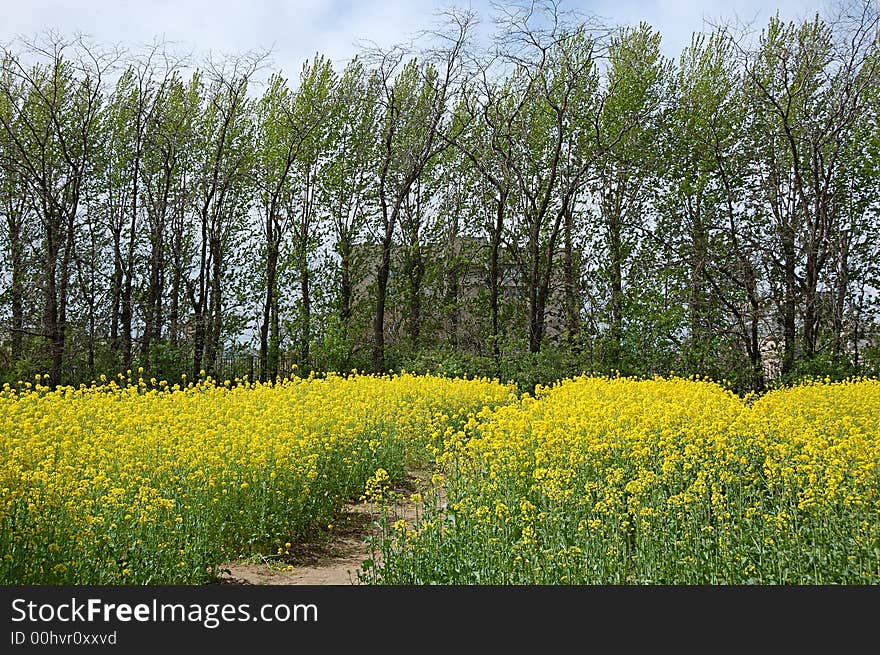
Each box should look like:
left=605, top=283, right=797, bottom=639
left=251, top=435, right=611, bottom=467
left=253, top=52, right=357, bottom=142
left=215, top=470, right=433, bottom=585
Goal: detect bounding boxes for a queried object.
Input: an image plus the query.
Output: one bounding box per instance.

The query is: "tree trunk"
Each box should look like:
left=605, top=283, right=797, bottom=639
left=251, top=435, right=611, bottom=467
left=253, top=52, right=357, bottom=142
left=191, top=229, right=208, bottom=379
left=110, top=229, right=123, bottom=362
left=688, top=195, right=708, bottom=370
left=339, top=237, right=353, bottom=326
left=191, top=309, right=205, bottom=379
left=488, top=194, right=506, bottom=359
left=299, top=248, right=311, bottom=368
left=745, top=261, right=764, bottom=392
left=44, top=215, right=61, bottom=386
left=372, top=233, right=392, bottom=371
left=406, top=245, right=423, bottom=346
left=260, top=216, right=277, bottom=381
left=445, top=227, right=460, bottom=349
left=562, top=203, right=578, bottom=346
left=141, top=171, right=171, bottom=369
left=169, top=226, right=181, bottom=348
left=532, top=272, right=550, bottom=355
left=609, top=208, right=624, bottom=367
left=803, top=247, right=819, bottom=360
left=141, top=228, right=162, bottom=368
left=122, top=149, right=141, bottom=372
left=121, top=245, right=135, bottom=372
left=833, top=224, right=851, bottom=356
left=6, top=202, right=24, bottom=360
left=205, top=236, right=222, bottom=375
left=270, top=295, right=280, bottom=379
left=54, top=210, right=74, bottom=387
left=527, top=216, right=541, bottom=354
left=781, top=224, right=797, bottom=376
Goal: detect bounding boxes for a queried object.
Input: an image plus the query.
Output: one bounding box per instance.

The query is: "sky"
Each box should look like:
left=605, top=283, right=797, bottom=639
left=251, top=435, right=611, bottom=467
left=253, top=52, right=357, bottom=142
left=0, top=0, right=831, bottom=79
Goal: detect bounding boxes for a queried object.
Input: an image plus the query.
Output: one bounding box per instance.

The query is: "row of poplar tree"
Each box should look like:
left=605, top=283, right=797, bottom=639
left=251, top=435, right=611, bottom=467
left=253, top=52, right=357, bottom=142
left=1, top=1, right=879, bottom=391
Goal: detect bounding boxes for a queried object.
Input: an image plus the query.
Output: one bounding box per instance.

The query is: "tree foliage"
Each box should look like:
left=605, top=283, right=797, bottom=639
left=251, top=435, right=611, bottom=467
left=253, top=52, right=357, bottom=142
left=1, top=2, right=879, bottom=392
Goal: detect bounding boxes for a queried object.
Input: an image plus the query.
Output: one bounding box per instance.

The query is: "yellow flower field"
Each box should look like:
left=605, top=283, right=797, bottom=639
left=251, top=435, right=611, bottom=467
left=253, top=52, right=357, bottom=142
left=3, top=372, right=878, bottom=584
left=366, top=376, right=880, bottom=584
left=0, top=372, right=515, bottom=583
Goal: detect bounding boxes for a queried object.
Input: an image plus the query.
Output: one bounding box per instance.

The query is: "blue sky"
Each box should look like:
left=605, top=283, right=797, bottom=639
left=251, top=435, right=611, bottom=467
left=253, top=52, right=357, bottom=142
left=0, top=0, right=829, bottom=76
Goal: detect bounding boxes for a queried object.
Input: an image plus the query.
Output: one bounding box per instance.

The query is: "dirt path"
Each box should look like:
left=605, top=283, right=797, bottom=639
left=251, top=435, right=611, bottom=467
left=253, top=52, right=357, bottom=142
left=215, top=470, right=433, bottom=585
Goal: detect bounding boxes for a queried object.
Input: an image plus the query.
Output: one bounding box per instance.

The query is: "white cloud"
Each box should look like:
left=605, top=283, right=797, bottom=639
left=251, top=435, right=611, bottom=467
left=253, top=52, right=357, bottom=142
left=587, top=0, right=828, bottom=59
left=0, top=0, right=836, bottom=77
